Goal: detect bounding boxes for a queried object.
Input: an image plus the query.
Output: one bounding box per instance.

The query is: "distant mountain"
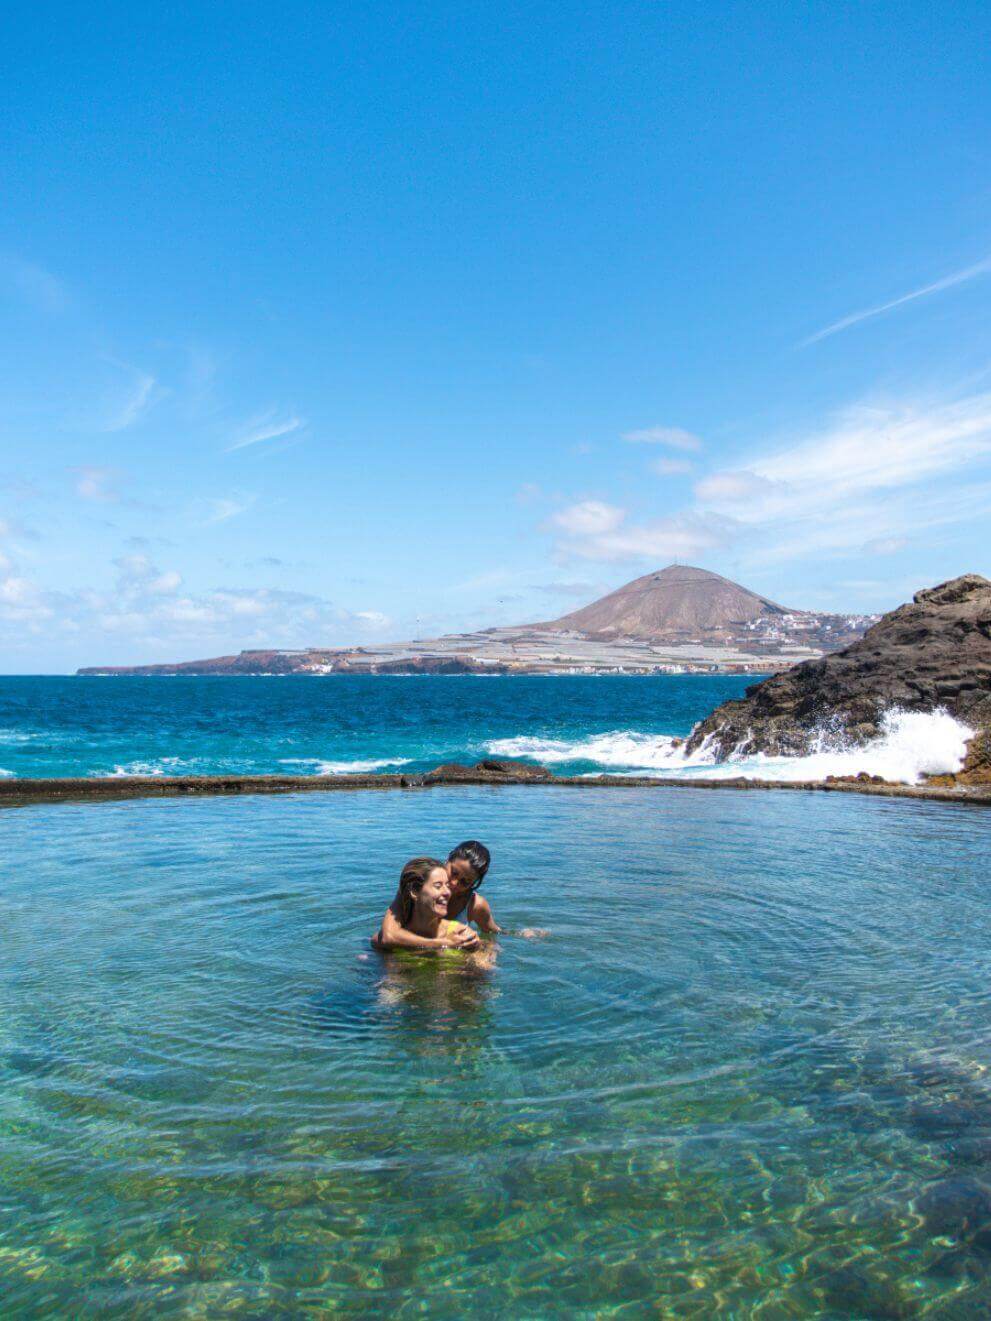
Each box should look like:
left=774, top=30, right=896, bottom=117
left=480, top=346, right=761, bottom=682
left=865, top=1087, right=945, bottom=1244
left=77, top=565, right=877, bottom=676
left=541, top=564, right=797, bottom=640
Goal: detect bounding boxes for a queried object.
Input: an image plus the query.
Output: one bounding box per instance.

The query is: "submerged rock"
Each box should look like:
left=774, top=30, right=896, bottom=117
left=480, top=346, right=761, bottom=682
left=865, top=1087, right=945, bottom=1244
left=918, top=1176, right=991, bottom=1250
left=685, top=574, right=991, bottom=770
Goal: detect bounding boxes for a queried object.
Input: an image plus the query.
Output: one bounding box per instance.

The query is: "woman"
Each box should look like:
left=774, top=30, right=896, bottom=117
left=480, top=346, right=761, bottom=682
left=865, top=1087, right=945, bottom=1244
left=371, top=857, right=481, bottom=953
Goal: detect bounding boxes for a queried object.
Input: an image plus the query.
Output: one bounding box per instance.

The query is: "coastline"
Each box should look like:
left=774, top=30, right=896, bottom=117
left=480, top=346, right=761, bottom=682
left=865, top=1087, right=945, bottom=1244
left=3, top=769, right=990, bottom=807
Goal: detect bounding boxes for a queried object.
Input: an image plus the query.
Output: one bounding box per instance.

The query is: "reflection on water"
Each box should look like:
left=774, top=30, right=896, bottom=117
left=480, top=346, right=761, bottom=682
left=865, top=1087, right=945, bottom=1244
left=2, top=787, right=991, bottom=1315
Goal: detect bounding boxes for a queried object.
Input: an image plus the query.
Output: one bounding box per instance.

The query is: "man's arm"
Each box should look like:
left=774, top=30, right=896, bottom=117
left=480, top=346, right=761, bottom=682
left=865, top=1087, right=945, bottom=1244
left=470, top=895, right=501, bottom=934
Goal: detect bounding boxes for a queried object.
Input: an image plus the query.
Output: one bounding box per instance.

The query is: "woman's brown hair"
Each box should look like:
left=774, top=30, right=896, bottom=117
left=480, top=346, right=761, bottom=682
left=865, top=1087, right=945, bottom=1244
left=397, top=856, right=446, bottom=926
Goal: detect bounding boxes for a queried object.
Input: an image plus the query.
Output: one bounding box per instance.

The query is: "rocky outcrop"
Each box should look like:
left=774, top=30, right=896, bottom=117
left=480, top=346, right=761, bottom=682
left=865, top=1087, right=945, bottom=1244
left=423, top=759, right=555, bottom=784
left=684, top=575, right=991, bottom=768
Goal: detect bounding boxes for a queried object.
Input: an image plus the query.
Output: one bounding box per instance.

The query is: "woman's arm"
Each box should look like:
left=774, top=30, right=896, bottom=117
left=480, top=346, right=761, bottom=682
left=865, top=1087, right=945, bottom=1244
left=372, top=906, right=479, bottom=952
left=469, top=894, right=501, bottom=934
left=373, top=905, right=443, bottom=951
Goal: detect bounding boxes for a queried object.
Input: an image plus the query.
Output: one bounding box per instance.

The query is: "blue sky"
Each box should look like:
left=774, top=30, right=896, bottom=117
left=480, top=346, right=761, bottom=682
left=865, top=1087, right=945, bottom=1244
left=1, top=1, right=989, bottom=671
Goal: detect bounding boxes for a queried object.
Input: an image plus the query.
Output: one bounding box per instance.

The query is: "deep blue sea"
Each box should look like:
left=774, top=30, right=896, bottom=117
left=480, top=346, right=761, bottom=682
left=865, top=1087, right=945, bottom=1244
left=0, top=673, right=976, bottom=784
left=4, top=786, right=991, bottom=1314
left=0, top=674, right=751, bottom=779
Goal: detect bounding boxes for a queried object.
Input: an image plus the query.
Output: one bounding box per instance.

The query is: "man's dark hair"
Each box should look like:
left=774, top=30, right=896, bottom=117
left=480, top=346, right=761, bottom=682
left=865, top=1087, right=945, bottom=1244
left=448, top=840, right=491, bottom=885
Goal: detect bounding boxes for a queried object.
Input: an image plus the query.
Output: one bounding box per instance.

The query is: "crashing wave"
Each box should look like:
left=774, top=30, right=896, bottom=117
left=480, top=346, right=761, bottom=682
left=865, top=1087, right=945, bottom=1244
left=486, top=731, right=696, bottom=770
left=487, top=707, right=974, bottom=785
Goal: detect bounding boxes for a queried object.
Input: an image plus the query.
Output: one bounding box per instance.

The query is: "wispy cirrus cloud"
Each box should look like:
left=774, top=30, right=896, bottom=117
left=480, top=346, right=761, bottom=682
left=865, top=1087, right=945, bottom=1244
left=200, top=493, right=256, bottom=525
left=548, top=389, right=991, bottom=570
left=227, top=411, right=306, bottom=452
left=101, top=364, right=158, bottom=432
left=802, top=255, right=991, bottom=346
left=690, top=391, right=991, bottom=564
left=698, top=394, right=991, bottom=517
left=0, top=255, right=68, bottom=313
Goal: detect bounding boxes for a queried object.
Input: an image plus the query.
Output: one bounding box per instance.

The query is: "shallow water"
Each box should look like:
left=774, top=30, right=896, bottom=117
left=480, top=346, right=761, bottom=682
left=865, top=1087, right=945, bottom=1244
left=3, top=787, right=991, bottom=1315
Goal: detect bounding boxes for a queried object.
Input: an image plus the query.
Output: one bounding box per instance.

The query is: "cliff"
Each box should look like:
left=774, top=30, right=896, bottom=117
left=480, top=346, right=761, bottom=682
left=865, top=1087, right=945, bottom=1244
left=684, top=575, right=991, bottom=779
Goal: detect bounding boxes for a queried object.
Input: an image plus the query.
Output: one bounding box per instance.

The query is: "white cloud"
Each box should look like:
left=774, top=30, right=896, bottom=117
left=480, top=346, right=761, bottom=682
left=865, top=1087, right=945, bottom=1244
left=550, top=501, right=625, bottom=537
left=354, top=610, right=391, bottom=628
left=693, top=470, right=776, bottom=503
left=622, top=426, right=702, bottom=451
left=0, top=542, right=393, bottom=655
left=650, top=457, right=693, bottom=476
left=863, top=536, right=908, bottom=556
left=694, top=395, right=991, bottom=529
left=546, top=389, right=991, bottom=571
left=690, top=392, right=991, bottom=566
left=228, top=411, right=305, bottom=451
left=113, top=555, right=184, bottom=596
left=549, top=502, right=717, bottom=562
left=73, top=466, right=118, bottom=502
left=201, top=494, right=255, bottom=525
left=0, top=575, right=37, bottom=606
left=803, top=255, right=991, bottom=346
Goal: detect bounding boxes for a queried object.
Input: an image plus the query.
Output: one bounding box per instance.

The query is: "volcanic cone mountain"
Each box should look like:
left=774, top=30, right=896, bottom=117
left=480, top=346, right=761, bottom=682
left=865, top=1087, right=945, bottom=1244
left=543, top=565, right=800, bottom=640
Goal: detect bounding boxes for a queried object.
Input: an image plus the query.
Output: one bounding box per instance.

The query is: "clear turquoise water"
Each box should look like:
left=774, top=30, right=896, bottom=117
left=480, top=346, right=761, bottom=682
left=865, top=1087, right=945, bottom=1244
left=4, top=786, right=991, bottom=1315
left=0, top=674, right=749, bottom=778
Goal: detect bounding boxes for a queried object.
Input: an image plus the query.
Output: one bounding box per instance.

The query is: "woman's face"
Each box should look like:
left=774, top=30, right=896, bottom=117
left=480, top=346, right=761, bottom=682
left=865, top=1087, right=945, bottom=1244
left=414, top=867, right=451, bottom=919
left=447, top=858, right=476, bottom=896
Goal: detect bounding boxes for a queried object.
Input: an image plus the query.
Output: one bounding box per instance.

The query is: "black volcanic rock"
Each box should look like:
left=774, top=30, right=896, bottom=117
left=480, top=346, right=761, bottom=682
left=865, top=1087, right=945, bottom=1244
left=423, top=759, right=555, bottom=784
left=684, top=575, right=991, bottom=766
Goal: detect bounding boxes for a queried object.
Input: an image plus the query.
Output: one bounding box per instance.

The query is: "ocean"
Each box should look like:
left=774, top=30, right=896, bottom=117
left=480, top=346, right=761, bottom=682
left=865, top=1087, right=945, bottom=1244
left=4, top=785, right=991, bottom=1314
left=0, top=674, right=975, bottom=783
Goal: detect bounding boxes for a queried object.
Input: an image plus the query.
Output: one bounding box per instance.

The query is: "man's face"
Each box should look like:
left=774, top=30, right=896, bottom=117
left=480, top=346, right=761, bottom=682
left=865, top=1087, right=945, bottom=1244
left=447, top=858, right=476, bottom=895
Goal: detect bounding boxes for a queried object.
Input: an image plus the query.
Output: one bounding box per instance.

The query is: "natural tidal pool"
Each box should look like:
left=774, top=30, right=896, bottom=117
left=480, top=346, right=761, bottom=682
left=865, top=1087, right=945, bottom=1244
left=3, top=787, right=991, bottom=1316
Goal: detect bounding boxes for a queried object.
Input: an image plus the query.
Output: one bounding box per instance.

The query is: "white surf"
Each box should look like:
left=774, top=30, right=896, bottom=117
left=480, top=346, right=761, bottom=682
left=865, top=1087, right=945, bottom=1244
left=487, top=707, right=974, bottom=786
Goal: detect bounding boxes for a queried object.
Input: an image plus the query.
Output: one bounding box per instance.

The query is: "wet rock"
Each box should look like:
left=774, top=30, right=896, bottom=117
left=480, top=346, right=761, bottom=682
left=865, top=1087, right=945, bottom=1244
left=918, top=1176, right=991, bottom=1250
left=685, top=573, right=991, bottom=767
left=825, top=772, right=888, bottom=784
left=423, top=759, right=554, bottom=784
left=906, top=1057, right=968, bottom=1090
left=908, top=1101, right=986, bottom=1139
left=816, top=1264, right=918, bottom=1318
left=947, top=1134, right=991, bottom=1169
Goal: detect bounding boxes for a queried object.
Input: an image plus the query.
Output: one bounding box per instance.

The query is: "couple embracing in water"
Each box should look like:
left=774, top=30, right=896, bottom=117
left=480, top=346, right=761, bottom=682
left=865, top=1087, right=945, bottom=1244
left=371, top=841, right=499, bottom=954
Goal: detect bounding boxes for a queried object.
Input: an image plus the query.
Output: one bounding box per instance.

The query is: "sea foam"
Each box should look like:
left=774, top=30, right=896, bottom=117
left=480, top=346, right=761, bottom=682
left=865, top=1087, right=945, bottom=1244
left=278, top=756, right=413, bottom=775
left=487, top=730, right=691, bottom=770
left=487, top=707, right=974, bottom=786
